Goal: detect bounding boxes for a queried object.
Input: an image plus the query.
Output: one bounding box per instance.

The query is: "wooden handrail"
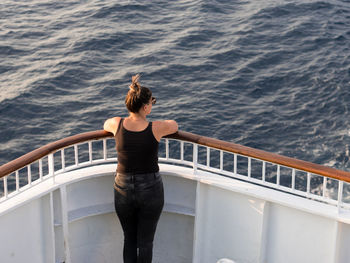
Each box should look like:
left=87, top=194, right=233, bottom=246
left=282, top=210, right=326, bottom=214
left=1, top=130, right=350, bottom=184
left=169, top=131, right=350, bottom=183
left=0, top=130, right=113, bottom=178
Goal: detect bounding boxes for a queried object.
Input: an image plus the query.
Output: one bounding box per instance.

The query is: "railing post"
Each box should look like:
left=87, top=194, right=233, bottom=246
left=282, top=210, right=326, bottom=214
left=307, top=172, right=311, bottom=197
left=322, top=177, right=328, bottom=199
left=103, top=139, right=107, bottom=160
left=338, top=181, right=344, bottom=211
left=74, top=145, right=79, bottom=165
left=207, top=148, right=210, bottom=167
left=291, top=169, right=296, bottom=190
left=193, top=144, right=198, bottom=174
left=27, top=164, right=32, bottom=185
left=39, top=159, right=43, bottom=182
left=88, top=141, right=93, bottom=163
left=262, top=161, right=266, bottom=182
left=220, top=150, right=224, bottom=171
left=234, top=154, right=237, bottom=176
left=48, top=153, right=55, bottom=184
left=248, top=157, right=251, bottom=178
left=165, top=139, right=169, bottom=160
left=16, top=170, right=20, bottom=192
left=180, top=141, right=184, bottom=161
left=61, top=149, right=66, bottom=172
left=3, top=176, right=8, bottom=199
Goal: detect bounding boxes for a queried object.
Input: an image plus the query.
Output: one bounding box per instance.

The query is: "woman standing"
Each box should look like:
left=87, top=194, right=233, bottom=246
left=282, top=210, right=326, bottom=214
left=103, top=74, right=178, bottom=263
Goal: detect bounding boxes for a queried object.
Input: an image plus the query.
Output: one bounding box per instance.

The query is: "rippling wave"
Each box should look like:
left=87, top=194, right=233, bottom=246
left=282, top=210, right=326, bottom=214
left=1, top=0, right=350, bottom=176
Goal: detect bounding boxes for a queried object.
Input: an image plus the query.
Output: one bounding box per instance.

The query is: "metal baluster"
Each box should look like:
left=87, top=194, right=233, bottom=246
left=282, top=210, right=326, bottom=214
left=74, top=145, right=79, bottom=165
left=248, top=157, right=251, bottom=178
left=262, top=161, right=266, bottom=182
left=307, top=172, right=311, bottom=196
left=193, top=144, right=198, bottom=174
left=337, top=181, right=343, bottom=210
left=180, top=141, right=184, bottom=162
left=276, top=165, right=280, bottom=186
left=39, top=159, right=43, bottom=182
left=234, top=154, right=237, bottom=176
left=220, top=151, right=223, bottom=171
left=88, top=141, right=93, bottom=163
left=103, top=139, right=107, bottom=160
left=3, top=176, right=8, bottom=199
left=207, top=147, right=210, bottom=167
left=48, top=153, right=55, bottom=184
left=165, top=139, right=169, bottom=160
left=61, top=149, right=65, bottom=172
left=16, top=170, right=20, bottom=191
left=322, top=176, right=327, bottom=198
left=27, top=164, right=32, bottom=185
left=291, top=169, right=295, bottom=190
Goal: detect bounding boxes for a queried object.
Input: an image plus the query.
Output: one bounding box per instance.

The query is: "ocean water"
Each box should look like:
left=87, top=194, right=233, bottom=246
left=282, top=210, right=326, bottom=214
left=1, top=0, right=350, bottom=175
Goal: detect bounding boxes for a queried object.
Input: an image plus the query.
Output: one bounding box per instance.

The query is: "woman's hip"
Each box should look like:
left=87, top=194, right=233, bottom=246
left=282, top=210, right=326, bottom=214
left=114, top=172, right=162, bottom=191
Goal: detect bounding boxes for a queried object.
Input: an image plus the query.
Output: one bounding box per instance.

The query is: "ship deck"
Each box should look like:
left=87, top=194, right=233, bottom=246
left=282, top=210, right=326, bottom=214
left=1, top=130, right=350, bottom=262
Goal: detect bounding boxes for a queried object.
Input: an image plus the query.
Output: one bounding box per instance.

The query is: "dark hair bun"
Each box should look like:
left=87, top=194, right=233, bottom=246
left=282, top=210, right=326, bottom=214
left=129, top=74, right=141, bottom=93
left=125, top=74, right=153, bottom=113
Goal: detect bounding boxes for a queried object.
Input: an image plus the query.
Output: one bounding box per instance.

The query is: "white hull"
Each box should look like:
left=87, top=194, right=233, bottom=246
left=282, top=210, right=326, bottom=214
left=1, top=161, right=350, bottom=263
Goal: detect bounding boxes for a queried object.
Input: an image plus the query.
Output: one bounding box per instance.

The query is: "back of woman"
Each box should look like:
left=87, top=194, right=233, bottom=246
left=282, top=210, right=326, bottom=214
left=104, top=74, right=178, bottom=263
left=116, top=118, right=159, bottom=174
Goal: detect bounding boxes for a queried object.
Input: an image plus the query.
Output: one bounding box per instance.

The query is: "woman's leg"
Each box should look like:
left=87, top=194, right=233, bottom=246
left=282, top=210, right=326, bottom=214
left=136, top=180, right=164, bottom=263
left=114, top=188, right=138, bottom=263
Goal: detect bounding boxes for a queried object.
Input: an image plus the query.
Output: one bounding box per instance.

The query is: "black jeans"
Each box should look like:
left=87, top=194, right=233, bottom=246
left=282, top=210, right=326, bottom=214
left=114, top=172, right=164, bottom=263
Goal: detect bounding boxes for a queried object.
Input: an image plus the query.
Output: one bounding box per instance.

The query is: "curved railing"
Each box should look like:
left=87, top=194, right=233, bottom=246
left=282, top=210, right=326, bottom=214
left=1, top=130, right=350, bottom=209
left=0, top=130, right=112, bottom=178
left=169, top=131, right=350, bottom=183
left=1, top=129, right=350, bottom=181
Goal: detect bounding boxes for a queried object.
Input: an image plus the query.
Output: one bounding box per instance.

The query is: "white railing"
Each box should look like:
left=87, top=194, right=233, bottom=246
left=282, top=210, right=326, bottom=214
left=0, top=138, right=116, bottom=201
left=160, top=139, right=350, bottom=210
left=1, top=131, right=350, bottom=211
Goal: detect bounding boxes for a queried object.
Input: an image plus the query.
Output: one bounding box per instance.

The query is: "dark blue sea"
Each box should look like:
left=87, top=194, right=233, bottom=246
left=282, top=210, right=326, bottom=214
left=1, top=0, right=350, bottom=177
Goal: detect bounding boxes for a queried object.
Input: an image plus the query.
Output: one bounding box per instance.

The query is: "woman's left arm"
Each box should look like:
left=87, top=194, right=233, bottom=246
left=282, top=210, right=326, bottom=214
left=103, top=117, right=121, bottom=136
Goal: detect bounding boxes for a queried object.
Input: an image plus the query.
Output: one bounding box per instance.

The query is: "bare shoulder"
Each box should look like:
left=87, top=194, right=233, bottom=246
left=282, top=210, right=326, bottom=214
left=152, top=120, right=178, bottom=141
left=103, top=117, right=121, bottom=136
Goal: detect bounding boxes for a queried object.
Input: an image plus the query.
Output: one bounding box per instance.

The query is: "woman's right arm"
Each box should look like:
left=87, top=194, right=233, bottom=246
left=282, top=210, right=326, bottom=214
left=162, top=120, right=178, bottom=135
left=153, top=120, right=178, bottom=141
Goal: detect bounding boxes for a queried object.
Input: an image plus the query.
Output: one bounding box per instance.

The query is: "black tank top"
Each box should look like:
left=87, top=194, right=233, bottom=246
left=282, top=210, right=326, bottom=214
left=115, top=118, right=159, bottom=174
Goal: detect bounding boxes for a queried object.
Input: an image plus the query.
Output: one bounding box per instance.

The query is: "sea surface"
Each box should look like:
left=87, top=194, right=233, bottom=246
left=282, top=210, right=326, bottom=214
left=1, top=0, right=350, bottom=191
